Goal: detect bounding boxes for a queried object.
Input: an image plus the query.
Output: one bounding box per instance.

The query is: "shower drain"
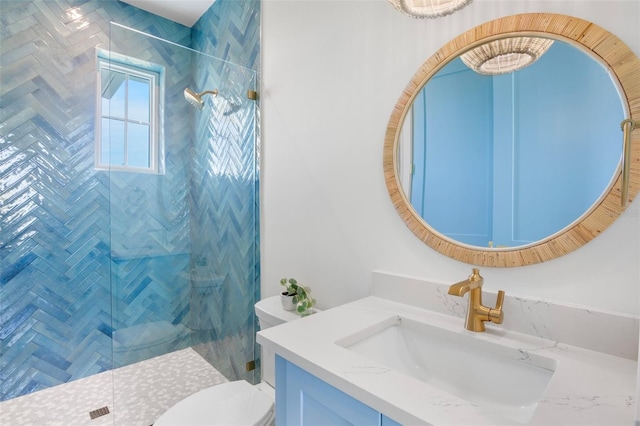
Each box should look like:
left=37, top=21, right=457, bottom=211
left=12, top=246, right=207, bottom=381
left=89, top=406, right=110, bottom=420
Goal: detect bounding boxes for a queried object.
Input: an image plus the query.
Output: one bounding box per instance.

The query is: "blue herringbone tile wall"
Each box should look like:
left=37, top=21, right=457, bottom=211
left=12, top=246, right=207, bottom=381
left=190, top=0, right=261, bottom=384
left=0, top=0, right=261, bottom=401
left=192, top=0, right=260, bottom=71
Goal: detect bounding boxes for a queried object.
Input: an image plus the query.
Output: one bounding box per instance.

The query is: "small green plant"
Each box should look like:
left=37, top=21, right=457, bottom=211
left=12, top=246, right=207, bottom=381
left=280, top=277, right=316, bottom=316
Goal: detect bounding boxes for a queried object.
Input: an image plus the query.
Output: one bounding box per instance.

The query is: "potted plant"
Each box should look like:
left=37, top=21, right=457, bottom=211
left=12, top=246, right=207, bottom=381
left=280, top=277, right=316, bottom=316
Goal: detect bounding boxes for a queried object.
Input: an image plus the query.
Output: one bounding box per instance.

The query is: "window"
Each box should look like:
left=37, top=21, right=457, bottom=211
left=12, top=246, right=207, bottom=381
left=95, top=51, right=163, bottom=173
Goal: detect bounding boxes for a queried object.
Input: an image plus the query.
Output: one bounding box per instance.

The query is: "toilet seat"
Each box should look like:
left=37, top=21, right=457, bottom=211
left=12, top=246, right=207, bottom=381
left=154, top=380, right=274, bottom=426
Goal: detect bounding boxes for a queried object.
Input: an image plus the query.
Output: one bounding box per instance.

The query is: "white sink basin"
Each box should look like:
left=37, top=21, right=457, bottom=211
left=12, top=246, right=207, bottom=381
left=336, top=315, right=557, bottom=424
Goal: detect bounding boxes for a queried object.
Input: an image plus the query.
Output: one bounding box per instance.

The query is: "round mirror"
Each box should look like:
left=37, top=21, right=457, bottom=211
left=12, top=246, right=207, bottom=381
left=383, top=13, right=640, bottom=267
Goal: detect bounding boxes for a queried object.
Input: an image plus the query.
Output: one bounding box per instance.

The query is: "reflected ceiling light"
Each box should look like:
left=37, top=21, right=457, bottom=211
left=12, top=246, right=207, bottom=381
left=460, top=37, right=554, bottom=75
left=387, top=0, right=472, bottom=18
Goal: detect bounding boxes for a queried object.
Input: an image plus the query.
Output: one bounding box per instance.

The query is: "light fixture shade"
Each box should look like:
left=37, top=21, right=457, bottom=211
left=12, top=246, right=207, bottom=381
left=460, top=37, right=554, bottom=75
left=387, top=0, right=472, bottom=19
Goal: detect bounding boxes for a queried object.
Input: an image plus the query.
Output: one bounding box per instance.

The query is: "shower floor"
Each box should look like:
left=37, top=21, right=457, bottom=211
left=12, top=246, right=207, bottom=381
left=0, top=348, right=228, bottom=426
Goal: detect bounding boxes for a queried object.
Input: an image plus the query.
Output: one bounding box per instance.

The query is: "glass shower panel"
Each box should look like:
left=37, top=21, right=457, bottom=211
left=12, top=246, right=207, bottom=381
left=106, top=24, right=192, bottom=372
left=105, top=23, right=259, bottom=422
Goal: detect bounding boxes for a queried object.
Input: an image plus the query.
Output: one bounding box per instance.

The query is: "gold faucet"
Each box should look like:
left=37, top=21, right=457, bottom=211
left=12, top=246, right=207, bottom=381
left=448, top=268, right=505, bottom=332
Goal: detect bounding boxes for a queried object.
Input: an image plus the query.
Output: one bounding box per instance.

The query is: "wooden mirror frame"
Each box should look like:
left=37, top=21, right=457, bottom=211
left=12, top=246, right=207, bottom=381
left=383, top=13, right=640, bottom=267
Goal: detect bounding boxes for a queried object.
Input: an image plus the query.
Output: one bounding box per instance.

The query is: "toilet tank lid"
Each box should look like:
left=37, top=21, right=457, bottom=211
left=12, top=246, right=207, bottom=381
left=255, top=295, right=321, bottom=325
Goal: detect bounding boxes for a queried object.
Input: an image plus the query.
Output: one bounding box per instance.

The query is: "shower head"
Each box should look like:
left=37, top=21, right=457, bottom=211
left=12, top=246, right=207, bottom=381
left=184, top=88, right=219, bottom=110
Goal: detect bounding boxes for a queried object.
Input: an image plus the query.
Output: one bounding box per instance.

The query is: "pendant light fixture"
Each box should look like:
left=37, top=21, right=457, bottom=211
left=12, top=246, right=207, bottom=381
left=387, top=0, right=472, bottom=19
left=460, top=37, right=554, bottom=75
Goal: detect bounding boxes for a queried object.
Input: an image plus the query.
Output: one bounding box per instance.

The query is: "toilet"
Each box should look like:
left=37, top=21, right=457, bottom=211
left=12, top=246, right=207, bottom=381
left=154, top=295, right=311, bottom=426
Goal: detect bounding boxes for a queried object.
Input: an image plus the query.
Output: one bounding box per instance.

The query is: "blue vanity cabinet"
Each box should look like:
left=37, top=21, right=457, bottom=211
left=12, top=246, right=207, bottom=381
left=275, top=355, right=403, bottom=426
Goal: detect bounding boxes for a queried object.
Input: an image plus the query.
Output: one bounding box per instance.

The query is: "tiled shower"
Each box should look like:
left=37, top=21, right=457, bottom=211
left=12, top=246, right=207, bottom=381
left=0, top=0, right=260, bottom=410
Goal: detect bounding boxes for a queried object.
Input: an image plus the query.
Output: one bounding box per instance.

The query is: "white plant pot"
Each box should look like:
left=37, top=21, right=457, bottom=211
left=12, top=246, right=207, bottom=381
left=280, top=292, right=296, bottom=311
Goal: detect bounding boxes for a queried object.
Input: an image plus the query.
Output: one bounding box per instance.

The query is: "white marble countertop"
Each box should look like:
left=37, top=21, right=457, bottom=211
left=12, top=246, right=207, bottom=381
left=257, top=296, right=637, bottom=425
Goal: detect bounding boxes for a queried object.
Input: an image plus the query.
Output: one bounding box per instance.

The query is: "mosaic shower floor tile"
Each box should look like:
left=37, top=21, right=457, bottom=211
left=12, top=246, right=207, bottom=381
left=0, top=348, right=228, bottom=426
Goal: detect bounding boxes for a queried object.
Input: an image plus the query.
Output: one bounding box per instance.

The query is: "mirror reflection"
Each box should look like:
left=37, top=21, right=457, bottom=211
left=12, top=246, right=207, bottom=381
left=397, top=39, right=623, bottom=248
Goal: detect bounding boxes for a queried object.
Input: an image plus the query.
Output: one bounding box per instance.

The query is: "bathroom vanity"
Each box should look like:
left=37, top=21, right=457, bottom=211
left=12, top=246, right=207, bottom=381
left=256, top=272, right=637, bottom=425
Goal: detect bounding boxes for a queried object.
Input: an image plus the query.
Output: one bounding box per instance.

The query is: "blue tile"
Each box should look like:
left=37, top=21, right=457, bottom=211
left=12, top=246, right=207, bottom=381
left=33, top=347, right=71, bottom=371
left=97, top=323, right=112, bottom=337
left=32, top=358, right=71, bottom=383
left=0, top=303, right=37, bottom=340
left=31, top=296, right=71, bottom=323
left=0, top=252, right=37, bottom=285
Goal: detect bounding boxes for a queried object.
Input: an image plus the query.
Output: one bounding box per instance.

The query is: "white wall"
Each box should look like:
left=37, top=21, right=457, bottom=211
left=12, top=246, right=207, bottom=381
left=261, top=0, right=640, bottom=315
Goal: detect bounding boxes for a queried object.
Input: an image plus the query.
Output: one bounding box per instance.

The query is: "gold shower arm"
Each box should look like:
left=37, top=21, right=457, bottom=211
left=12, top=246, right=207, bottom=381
left=620, top=118, right=638, bottom=207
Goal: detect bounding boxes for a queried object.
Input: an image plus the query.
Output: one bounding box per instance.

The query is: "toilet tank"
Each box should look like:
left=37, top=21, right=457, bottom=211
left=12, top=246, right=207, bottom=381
left=255, top=295, right=320, bottom=386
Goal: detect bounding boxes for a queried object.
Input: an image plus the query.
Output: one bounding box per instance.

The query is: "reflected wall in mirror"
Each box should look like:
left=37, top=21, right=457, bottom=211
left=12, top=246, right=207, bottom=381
left=384, top=13, right=640, bottom=267
left=399, top=40, right=623, bottom=248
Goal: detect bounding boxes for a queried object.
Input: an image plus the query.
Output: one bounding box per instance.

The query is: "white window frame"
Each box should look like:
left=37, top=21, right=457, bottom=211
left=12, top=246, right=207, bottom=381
left=95, top=51, right=164, bottom=174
